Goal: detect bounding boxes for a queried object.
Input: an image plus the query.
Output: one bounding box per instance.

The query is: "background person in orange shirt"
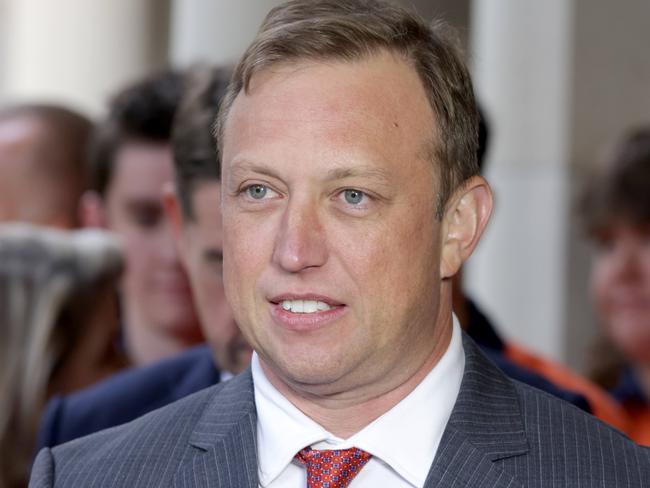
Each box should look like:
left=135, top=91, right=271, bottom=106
left=584, top=126, right=650, bottom=445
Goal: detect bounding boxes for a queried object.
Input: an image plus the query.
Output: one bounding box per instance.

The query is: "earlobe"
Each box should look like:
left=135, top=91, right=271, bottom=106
left=79, top=191, right=108, bottom=228
left=440, top=176, right=493, bottom=278
left=162, top=182, right=184, bottom=240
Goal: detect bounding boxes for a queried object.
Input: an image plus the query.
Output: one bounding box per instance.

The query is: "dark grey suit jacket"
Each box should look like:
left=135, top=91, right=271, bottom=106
left=30, top=335, right=650, bottom=487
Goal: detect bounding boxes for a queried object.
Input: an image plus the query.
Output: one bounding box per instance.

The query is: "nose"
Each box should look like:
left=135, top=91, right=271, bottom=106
left=272, top=198, right=328, bottom=273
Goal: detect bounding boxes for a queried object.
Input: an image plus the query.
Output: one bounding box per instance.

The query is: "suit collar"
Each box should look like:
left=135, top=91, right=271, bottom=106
left=175, top=334, right=529, bottom=487
left=174, top=370, right=259, bottom=487
left=424, top=334, right=528, bottom=487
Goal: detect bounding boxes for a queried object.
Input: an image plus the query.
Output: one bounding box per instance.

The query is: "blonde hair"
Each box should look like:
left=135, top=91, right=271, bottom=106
left=0, top=224, right=122, bottom=488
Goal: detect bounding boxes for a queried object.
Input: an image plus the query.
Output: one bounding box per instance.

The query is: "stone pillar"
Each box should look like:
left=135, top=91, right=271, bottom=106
left=466, top=0, right=650, bottom=370
left=3, top=0, right=170, bottom=115
left=466, top=0, right=572, bottom=362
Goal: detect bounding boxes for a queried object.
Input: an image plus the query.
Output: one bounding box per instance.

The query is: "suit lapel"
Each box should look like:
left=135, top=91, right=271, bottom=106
left=172, top=335, right=529, bottom=487
left=424, top=334, right=529, bottom=488
left=173, top=371, right=259, bottom=488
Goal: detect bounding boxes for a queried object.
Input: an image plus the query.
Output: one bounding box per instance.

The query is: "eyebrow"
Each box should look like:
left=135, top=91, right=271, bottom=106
left=228, top=159, right=392, bottom=185
left=227, top=160, right=281, bottom=182
left=324, top=166, right=392, bottom=184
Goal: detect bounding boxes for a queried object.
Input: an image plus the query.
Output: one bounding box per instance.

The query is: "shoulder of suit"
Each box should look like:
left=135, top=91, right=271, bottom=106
left=66, top=344, right=216, bottom=405
left=511, top=378, right=647, bottom=453
left=50, top=371, right=237, bottom=461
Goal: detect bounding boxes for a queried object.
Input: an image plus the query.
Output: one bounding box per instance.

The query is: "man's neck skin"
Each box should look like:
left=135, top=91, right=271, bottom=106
left=451, top=271, right=470, bottom=329
left=260, top=305, right=454, bottom=439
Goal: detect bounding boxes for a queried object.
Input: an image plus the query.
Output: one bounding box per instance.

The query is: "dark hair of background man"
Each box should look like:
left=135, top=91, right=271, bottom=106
left=171, top=67, right=231, bottom=220
left=89, top=70, right=185, bottom=196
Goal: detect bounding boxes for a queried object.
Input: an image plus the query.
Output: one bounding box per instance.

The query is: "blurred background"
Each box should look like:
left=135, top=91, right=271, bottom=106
left=0, top=0, right=648, bottom=374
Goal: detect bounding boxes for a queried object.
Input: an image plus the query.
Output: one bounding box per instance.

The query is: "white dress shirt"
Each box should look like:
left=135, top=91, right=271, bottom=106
left=253, top=316, right=465, bottom=487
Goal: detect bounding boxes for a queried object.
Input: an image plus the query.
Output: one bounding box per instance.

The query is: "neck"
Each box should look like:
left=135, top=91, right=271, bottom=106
left=634, top=363, right=650, bottom=399
left=262, top=312, right=453, bottom=439
left=123, top=314, right=201, bottom=366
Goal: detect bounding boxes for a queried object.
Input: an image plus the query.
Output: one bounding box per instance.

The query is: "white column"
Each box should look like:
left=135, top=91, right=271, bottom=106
left=466, top=0, right=573, bottom=362
left=170, top=0, right=286, bottom=68
left=3, top=0, right=170, bottom=116
left=0, top=0, right=10, bottom=103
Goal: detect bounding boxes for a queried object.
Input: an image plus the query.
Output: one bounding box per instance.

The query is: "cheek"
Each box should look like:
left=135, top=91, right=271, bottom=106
left=590, top=262, right=613, bottom=313
left=122, top=244, right=155, bottom=283
left=196, top=278, right=228, bottom=317
left=337, top=216, right=438, bottom=310
left=641, top=260, right=650, bottom=291
left=224, top=215, right=271, bottom=283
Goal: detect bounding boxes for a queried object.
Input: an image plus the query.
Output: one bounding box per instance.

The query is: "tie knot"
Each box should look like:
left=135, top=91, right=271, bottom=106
left=295, top=447, right=371, bottom=487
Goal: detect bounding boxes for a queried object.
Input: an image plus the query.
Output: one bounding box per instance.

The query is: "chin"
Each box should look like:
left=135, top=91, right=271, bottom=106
left=277, top=352, right=353, bottom=386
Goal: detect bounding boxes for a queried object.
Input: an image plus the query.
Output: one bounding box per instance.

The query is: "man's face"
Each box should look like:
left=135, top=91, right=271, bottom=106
left=178, top=183, right=252, bottom=373
left=591, top=221, right=650, bottom=364
left=104, top=141, right=200, bottom=343
left=221, top=53, right=451, bottom=396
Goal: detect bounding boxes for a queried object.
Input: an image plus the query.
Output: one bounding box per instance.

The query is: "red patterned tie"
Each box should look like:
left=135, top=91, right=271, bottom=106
left=295, top=447, right=372, bottom=488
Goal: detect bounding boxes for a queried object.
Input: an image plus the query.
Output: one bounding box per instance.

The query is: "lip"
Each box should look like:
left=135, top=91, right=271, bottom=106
left=268, top=293, right=347, bottom=332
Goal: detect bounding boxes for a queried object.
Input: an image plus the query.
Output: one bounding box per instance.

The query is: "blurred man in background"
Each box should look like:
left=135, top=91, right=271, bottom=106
left=80, top=71, right=203, bottom=366
left=36, top=66, right=251, bottom=449
left=0, top=104, right=90, bottom=228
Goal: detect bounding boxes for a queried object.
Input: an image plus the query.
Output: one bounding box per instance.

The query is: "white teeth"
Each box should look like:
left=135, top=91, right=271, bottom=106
left=280, top=299, right=333, bottom=313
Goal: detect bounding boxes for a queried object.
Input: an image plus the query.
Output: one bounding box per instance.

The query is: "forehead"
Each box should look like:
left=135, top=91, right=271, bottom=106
left=223, top=52, right=436, bottom=171
left=0, top=117, right=44, bottom=167
left=108, top=141, right=173, bottom=199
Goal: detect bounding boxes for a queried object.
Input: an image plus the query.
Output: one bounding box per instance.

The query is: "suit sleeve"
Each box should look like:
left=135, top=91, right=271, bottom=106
left=29, top=448, right=54, bottom=488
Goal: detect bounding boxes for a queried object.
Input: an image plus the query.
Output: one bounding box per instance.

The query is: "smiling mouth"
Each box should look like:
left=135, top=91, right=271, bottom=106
left=280, top=299, right=334, bottom=313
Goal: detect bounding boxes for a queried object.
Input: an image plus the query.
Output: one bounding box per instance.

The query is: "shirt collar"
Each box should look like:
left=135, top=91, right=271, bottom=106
left=253, top=316, right=465, bottom=486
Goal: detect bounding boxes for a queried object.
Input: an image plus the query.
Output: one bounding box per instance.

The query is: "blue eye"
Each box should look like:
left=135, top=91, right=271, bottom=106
left=247, top=185, right=268, bottom=199
left=344, top=189, right=364, bottom=205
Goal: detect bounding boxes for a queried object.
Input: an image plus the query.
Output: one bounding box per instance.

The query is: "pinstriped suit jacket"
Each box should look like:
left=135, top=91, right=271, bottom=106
left=30, top=334, right=650, bottom=487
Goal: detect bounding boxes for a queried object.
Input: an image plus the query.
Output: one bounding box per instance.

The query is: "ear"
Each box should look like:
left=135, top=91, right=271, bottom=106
left=162, top=182, right=188, bottom=265
left=162, top=182, right=183, bottom=239
left=79, top=190, right=108, bottom=228
left=440, top=176, right=493, bottom=279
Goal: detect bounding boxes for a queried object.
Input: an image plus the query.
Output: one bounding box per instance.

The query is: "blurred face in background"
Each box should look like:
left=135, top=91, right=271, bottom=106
left=102, top=141, right=202, bottom=357
left=172, top=182, right=252, bottom=374
left=590, top=220, right=650, bottom=365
